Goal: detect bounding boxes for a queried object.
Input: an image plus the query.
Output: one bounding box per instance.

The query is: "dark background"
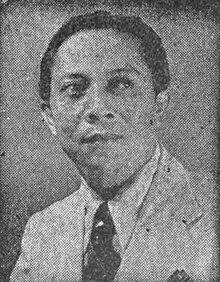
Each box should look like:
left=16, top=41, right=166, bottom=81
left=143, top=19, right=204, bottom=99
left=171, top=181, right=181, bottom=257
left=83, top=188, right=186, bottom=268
left=0, top=0, right=219, bottom=280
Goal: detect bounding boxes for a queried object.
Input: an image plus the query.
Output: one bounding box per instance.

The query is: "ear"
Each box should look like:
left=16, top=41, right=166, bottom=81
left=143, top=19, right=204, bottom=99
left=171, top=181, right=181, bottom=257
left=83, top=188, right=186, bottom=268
left=154, top=90, right=169, bottom=126
left=41, top=105, right=57, bottom=136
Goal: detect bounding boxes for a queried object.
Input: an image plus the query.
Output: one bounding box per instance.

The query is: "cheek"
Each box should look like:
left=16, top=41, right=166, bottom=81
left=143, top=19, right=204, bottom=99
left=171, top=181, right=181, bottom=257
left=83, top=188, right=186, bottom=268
left=113, top=95, right=140, bottom=124
left=132, top=90, right=155, bottom=128
left=116, top=95, right=154, bottom=128
left=132, top=110, right=154, bottom=132
left=52, top=103, right=83, bottom=137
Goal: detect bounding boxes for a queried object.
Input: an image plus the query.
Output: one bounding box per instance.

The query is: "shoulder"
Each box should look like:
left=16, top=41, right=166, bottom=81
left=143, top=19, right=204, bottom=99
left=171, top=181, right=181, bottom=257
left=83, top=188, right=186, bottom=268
left=158, top=147, right=218, bottom=275
left=186, top=171, right=217, bottom=242
left=188, top=171, right=217, bottom=212
left=23, top=189, right=83, bottom=241
left=157, top=145, right=217, bottom=231
left=10, top=189, right=85, bottom=281
left=161, top=145, right=217, bottom=226
left=159, top=145, right=217, bottom=209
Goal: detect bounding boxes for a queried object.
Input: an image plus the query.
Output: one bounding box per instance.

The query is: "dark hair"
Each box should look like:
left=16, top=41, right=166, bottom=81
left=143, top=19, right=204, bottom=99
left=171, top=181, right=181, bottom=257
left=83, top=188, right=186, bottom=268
left=39, top=10, right=170, bottom=105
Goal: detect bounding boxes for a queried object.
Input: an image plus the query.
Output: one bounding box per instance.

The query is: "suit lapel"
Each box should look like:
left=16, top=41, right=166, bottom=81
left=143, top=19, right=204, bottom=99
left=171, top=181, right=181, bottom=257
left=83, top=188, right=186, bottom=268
left=115, top=146, right=203, bottom=281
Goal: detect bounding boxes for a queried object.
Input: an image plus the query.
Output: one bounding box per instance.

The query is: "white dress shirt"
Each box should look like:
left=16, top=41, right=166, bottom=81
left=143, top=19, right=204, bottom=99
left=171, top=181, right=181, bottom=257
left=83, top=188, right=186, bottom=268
left=79, top=143, right=161, bottom=257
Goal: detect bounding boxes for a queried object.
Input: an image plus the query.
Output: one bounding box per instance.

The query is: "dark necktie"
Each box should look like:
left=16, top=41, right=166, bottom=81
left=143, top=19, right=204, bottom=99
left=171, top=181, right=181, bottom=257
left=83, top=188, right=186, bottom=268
left=82, top=202, right=121, bottom=282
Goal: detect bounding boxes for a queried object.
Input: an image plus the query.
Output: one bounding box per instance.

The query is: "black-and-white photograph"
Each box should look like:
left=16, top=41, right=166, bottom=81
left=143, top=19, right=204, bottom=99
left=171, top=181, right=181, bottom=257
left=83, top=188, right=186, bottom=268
left=0, top=1, right=219, bottom=281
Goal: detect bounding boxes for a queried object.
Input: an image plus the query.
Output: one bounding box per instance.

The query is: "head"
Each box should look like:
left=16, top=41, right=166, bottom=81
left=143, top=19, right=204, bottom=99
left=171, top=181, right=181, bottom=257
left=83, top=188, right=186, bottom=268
left=40, top=11, right=170, bottom=200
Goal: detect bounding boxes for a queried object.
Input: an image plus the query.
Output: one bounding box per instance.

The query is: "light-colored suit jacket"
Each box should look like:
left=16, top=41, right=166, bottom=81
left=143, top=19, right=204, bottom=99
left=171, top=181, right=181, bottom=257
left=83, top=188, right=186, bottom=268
left=10, top=146, right=217, bottom=281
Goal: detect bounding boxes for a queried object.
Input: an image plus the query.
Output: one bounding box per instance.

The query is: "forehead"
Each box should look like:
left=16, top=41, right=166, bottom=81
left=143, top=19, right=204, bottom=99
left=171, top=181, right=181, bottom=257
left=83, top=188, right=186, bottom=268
left=54, top=29, right=144, bottom=72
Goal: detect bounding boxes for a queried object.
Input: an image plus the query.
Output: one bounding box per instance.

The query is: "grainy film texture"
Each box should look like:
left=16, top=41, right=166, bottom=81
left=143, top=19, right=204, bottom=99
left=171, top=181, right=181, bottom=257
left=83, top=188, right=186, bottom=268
left=0, top=1, right=219, bottom=281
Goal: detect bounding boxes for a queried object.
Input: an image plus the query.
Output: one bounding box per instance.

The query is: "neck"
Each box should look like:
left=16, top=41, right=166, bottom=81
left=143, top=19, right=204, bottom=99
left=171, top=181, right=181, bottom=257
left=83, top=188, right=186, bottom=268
left=76, top=143, right=157, bottom=201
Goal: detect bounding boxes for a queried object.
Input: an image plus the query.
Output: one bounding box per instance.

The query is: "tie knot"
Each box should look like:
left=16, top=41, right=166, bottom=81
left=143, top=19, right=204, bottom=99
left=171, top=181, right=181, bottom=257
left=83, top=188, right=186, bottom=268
left=94, top=202, right=109, bottom=221
left=92, top=202, right=116, bottom=242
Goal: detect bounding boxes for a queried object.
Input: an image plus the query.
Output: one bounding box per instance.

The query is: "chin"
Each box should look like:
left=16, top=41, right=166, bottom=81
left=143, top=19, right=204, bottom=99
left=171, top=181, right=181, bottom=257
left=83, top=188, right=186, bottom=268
left=76, top=144, right=118, bottom=164
left=82, top=154, right=115, bottom=168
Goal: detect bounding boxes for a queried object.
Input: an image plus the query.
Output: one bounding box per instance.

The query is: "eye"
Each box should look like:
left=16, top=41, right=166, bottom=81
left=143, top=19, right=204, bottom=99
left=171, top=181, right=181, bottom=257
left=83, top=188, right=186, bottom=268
left=108, top=77, right=134, bottom=92
left=60, top=84, right=85, bottom=98
left=61, top=84, right=83, bottom=98
left=60, top=76, right=90, bottom=99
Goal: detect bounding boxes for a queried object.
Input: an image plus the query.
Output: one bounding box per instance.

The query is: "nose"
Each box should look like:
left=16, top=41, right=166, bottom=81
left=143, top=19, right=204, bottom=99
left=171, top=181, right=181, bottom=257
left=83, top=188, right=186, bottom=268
left=84, top=85, right=116, bottom=124
left=85, top=110, right=116, bottom=124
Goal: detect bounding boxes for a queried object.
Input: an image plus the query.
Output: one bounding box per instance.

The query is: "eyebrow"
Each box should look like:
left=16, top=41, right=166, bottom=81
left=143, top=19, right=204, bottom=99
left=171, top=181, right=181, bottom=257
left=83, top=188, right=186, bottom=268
left=61, top=73, right=86, bottom=80
left=109, top=64, right=141, bottom=75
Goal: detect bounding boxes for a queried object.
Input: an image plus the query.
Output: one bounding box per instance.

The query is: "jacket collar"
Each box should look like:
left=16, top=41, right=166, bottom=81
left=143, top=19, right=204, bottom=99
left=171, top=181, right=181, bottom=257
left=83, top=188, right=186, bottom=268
left=136, top=144, right=203, bottom=232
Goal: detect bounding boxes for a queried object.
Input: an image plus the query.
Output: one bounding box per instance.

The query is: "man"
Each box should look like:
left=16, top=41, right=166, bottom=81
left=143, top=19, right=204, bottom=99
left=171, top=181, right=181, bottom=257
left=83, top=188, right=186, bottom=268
left=10, top=11, right=217, bottom=281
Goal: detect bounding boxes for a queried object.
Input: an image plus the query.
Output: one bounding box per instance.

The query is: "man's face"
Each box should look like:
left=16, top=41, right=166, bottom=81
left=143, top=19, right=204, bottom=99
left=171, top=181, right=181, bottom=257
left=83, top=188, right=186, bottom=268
left=49, top=29, right=160, bottom=187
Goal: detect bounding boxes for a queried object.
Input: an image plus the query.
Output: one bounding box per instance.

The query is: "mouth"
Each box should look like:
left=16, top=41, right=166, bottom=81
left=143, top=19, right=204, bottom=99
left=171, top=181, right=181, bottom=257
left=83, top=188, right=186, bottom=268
left=81, top=133, right=123, bottom=144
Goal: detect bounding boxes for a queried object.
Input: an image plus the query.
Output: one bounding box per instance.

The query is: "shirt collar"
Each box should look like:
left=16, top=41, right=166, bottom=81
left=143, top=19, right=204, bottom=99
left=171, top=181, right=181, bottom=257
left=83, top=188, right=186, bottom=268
left=80, top=143, right=161, bottom=253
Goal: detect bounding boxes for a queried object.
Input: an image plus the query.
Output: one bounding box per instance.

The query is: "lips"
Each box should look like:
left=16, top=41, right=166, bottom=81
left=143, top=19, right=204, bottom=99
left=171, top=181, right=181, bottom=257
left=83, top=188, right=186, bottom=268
left=81, top=133, right=123, bottom=144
